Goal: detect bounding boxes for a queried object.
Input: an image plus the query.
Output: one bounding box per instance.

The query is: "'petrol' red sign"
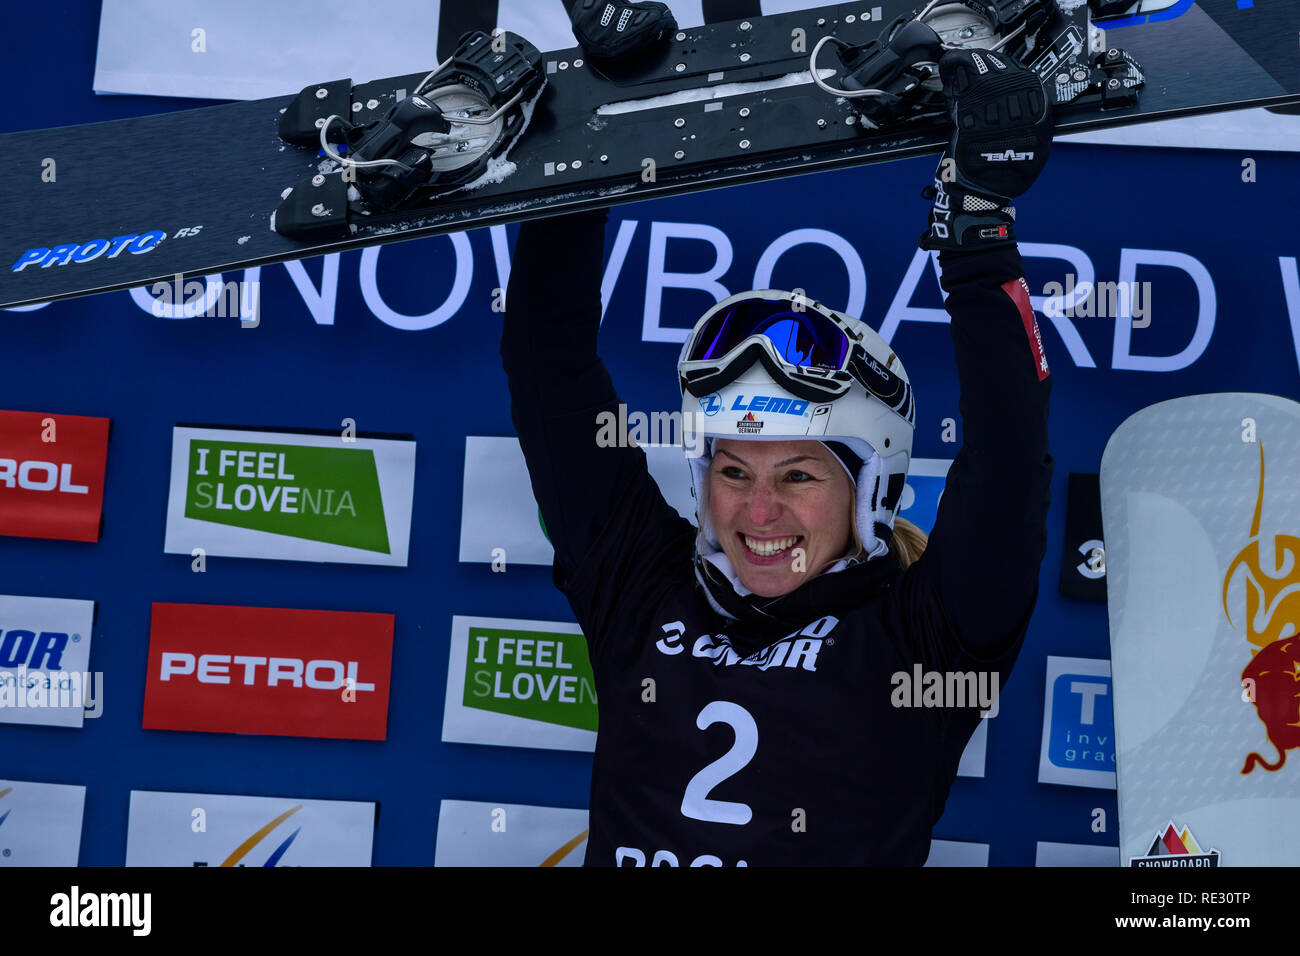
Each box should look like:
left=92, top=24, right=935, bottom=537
left=143, top=602, right=394, bottom=741
left=0, top=409, right=110, bottom=542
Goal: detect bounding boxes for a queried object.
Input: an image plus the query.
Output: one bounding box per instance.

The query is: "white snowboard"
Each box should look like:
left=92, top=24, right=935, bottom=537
left=1101, top=393, right=1300, bottom=866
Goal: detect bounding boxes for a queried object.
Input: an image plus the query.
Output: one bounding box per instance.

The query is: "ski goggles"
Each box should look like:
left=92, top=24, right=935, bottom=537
left=679, top=295, right=860, bottom=401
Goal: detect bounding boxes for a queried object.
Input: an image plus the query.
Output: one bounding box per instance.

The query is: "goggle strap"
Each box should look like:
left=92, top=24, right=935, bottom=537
left=849, top=348, right=915, bottom=424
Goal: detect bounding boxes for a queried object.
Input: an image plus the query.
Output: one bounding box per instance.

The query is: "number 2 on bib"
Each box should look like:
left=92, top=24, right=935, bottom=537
left=680, top=701, right=757, bottom=825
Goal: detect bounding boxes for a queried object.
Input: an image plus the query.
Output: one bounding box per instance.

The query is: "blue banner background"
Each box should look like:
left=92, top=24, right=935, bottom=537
left=2, top=0, right=1298, bottom=866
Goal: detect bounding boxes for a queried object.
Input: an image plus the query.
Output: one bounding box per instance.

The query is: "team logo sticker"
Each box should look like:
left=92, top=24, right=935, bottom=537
left=163, top=425, right=416, bottom=566
left=1129, top=821, right=1220, bottom=868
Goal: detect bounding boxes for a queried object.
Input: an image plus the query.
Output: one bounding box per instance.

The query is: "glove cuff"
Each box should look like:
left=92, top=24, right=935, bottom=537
left=919, top=179, right=1017, bottom=252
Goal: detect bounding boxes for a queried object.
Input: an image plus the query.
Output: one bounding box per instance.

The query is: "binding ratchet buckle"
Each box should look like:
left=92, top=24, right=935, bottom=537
left=273, top=30, right=545, bottom=241
left=812, top=0, right=1143, bottom=128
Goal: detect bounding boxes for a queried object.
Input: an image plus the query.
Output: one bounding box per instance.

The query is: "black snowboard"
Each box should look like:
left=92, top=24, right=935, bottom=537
left=1, top=0, right=1296, bottom=310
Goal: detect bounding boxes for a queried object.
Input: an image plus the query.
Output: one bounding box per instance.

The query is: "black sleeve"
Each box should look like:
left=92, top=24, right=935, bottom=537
left=900, top=243, right=1054, bottom=669
left=500, top=209, right=695, bottom=655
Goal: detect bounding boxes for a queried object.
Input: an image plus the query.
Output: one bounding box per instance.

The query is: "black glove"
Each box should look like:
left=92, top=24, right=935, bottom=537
left=920, top=48, right=1055, bottom=252
left=570, top=0, right=677, bottom=62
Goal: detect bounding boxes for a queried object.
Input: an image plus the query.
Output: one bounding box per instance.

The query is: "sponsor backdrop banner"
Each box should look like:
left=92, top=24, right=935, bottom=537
left=443, top=615, right=598, bottom=752
left=0, top=780, right=86, bottom=866
left=124, top=790, right=376, bottom=866
left=0, top=410, right=109, bottom=542
left=1038, top=656, right=1115, bottom=790
left=435, top=799, right=590, bottom=867
left=459, top=437, right=697, bottom=565
left=1035, top=841, right=1121, bottom=867
left=164, top=425, right=416, bottom=566
left=0, top=594, right=96, bottom=728
left=142, top=602, right=394, bottom=741
left=5, top=5, right=1300, bottom=863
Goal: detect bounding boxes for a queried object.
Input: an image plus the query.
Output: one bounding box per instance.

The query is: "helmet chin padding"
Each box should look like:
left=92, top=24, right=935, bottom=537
left=687, top=446, right=719, bottom=551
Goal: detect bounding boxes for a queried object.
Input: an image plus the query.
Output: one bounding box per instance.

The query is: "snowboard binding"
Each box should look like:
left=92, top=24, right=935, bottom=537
left=812, top=0, right=1144, bottom=129
left=813, top=16, right=947, bottom=129
left=274, top=30, right=545, bottom=240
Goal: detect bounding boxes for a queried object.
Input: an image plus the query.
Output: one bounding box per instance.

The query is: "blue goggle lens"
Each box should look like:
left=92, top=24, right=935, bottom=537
left=688, top=300, right=850, bottom=370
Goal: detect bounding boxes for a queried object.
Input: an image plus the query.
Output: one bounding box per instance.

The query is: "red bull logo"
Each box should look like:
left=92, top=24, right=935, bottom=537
left=1221, top=443, right=1300, bottom=774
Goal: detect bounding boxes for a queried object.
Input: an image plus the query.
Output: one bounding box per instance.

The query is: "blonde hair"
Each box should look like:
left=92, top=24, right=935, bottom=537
left=888, top=517, right=929, bottom=569
left=846, top=486, right=929, bottom=570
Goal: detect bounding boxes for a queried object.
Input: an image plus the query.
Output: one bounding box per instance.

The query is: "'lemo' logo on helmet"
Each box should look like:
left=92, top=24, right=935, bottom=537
left=730, top=395, right=810, bottom=417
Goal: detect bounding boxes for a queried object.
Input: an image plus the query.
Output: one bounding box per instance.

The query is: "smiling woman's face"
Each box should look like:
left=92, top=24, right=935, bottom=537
left=707, top=438, right=855, bottom=598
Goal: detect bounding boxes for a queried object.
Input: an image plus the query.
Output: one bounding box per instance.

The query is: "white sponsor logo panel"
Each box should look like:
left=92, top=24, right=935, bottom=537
left=163, top=426, right=416, bottom=566
left=125, top=789, right=375, bottom=866
left=0, top=595, right=96, bottom=728
left=435, top=799, right=589, bottom=867
left=0, top=780, right=86, bottom=866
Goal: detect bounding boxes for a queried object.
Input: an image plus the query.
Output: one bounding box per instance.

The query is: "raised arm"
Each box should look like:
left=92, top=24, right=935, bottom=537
left=908, top=243, right=1053, bottom=658
left=500, top=210, right=694, bottom=643
left=901, top=48, right=1056, bottom=662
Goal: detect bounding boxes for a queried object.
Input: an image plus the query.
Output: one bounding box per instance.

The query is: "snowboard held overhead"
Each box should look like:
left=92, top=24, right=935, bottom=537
left=1, top=0, right=1296, bottom=310
left=270, top=0, right=1140, bottom=242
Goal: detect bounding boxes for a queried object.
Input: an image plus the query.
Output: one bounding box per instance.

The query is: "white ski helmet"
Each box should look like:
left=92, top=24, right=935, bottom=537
left=678, top=289, right=915, bottom=560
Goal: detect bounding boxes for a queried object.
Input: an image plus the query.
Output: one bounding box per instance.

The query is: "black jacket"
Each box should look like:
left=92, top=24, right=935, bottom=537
left=501, top=208, right=1053, bottom=866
